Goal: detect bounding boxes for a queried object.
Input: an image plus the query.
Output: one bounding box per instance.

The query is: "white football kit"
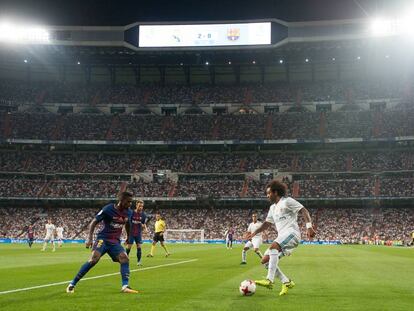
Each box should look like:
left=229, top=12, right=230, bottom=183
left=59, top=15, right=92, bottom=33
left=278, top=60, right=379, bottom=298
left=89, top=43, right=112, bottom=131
left=245, top=221, right=263, bottom=249
left=44, top=223, right=56, bottom=241
left=56, top=227, right=64, bottom=239
left=265, top=196, right=304, bottom=253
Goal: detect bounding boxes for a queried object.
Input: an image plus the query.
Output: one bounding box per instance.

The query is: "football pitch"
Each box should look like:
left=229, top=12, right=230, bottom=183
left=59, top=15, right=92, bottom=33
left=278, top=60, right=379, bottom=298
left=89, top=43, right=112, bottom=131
left=0, top=244, right=412, bottom=311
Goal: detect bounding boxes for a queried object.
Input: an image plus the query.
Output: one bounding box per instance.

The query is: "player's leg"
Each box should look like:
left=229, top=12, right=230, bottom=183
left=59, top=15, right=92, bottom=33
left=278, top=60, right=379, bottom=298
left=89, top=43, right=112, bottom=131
left=241, top=241, right=252, bottom=264
left=160, top=241, right=170, bottom=257
left=66, top=247, right=103, bottom=293
left=258, top=234, right=298, bottom=295
left=136, top=236, right=143, bottom=265
left=253, top=238, right=263, bottom=259
left=148, top=237, right=157, bottom=257
left=112, top=246, right=138, bottom=293
left=125, top=235, right=134, bottom=256
left=51, top=239, right=56, bottom=252
left=41, top=236, right=49, bottom=251
left=229, top=238, right=233, bottom=249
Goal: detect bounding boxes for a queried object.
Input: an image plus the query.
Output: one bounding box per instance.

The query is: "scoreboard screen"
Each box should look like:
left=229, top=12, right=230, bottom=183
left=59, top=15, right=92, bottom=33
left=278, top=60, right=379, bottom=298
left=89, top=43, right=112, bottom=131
left=138, top=22, right=271, bottom=47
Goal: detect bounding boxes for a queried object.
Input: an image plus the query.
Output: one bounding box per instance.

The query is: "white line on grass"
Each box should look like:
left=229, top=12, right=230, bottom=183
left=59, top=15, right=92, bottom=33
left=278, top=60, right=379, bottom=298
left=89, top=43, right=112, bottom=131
left=0, top=259, right=198, bottom=295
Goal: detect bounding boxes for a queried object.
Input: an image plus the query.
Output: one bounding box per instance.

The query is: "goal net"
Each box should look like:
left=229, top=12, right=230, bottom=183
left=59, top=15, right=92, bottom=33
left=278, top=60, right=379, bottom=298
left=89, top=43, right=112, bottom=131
left=164, top=229, right=205, bottom=243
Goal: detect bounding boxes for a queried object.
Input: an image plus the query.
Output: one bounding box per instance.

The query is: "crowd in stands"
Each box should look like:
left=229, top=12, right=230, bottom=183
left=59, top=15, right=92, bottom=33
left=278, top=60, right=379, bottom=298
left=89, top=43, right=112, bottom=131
left=0, top=206, right=412, bottom=244
left=0, top=80, right=410, bottom=106
left=3, top=109, right=414, bottom=141
left=0, top=174, right=413, bottom=198
left=1, top=150, right=414, bottom=173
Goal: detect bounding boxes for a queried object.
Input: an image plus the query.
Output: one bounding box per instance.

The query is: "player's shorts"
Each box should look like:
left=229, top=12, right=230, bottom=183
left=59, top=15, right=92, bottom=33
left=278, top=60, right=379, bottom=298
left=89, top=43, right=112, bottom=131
left=93, top=239, right=125, bottom=262
left=57, top=235, right=63, bottom=240
left=245, top=237, right=263, bottom=249
left=44, top=234, right=55, bottom=241
left=275, top=232, right=300, bottom=254
left=128, top=235, right=143, bottom=245
left=153, top=232, right=164, bottom=242
left=28, top=238, right=34, bottom=242
left=227, top=235, right=233, bottom=242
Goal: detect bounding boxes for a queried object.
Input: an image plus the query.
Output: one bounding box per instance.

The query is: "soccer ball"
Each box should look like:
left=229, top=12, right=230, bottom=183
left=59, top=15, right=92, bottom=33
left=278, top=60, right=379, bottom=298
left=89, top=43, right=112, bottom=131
left=239, top=279, right=256, bottom=296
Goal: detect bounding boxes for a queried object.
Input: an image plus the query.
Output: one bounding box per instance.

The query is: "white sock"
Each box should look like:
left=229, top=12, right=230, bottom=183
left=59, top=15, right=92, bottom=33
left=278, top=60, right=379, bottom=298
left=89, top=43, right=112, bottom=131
left=266, top=249, right=280, bottom=283
left=242, top=250, right=247, bottom=262
left=275, top=268, right=289, bottom=283
left=42, top=242, right=47, bottom=250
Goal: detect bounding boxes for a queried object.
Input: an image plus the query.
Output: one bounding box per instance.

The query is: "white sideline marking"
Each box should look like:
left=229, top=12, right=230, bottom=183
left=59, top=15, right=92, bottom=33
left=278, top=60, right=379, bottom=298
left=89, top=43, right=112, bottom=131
left=0, top=259, right=198, bottom=295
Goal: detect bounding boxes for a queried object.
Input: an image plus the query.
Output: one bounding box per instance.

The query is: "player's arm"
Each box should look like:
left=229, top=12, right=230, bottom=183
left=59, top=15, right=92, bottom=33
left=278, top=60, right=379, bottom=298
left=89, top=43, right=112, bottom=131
left=245, top=221, right=272, bottom=240
left=85, top=219, right=99, bottom=248
left=125, top=220, right=131, bottom=245
left=143, top=224, right=149, bottom=233
left=300, top=207, right=316, bottom=239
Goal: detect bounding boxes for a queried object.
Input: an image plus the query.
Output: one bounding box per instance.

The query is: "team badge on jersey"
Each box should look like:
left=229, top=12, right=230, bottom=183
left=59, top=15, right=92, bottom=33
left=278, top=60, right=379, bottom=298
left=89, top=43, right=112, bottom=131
left=227, top=28, right=240, bottom=41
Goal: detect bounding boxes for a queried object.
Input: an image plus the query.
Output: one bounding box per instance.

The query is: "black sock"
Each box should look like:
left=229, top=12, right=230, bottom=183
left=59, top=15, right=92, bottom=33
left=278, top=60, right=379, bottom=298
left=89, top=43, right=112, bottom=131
left=137, top=248, right=142, bottom=262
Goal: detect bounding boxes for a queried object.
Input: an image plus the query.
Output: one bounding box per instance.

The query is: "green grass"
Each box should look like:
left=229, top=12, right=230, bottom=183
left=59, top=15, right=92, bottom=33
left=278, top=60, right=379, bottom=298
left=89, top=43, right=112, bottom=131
left=0, top=243, right=413, bottom=311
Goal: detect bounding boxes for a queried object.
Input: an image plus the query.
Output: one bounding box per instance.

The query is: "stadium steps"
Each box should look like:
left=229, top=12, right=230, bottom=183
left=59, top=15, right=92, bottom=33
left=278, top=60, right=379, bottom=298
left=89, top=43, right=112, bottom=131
left=319, top=112, right=326, bottom=138
left=184, top=156, right=193, bottom=172
left=212, top=117, right=221, bottom=139
left=291, top=155, right=299, bottom=171
left=346, top=155, right=353, bottom=171
left=119, top=181, right=128, bottom=193
left=1, top=112, right=12, bottom=138
left=77, top=156, right=86, bottom=172
left=168, top=182, right=177, bottom=197
left=372, top=111, right=383, bottom=138
left=132, top=158, right=140, bottom=172
left=35, top=90, right=47, bottom=105
left=374, top=177, right=381, bottom=196
left=239, top=158, right=246, bottom=171
left=105, top=115, right=120, bottom=140
left=240, top=179, right=249, bottom=197
left=37, top=180, right=53, bottom=197
left=51, top=115, right=65, bottom=140
left=244, top=88, right=253, bottom=105
left=91, top=92, right=100, bottom=106
left=292, top=181, right=300, bottom=198
left=23, top=156, right=32, bottom=171
left=143, top=90, right=152, bottom=105
left=265, top=115, right=272, bottom=139
left=161, top=116, right=174, bottom=133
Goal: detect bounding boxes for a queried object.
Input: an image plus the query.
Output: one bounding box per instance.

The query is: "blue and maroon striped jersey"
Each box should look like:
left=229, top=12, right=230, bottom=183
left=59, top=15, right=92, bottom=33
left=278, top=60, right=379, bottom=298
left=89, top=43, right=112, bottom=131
left=128, top=210, right=147, bottom=237
left=95, top=203, right=129, bottom=244
left=27, top=229, right=34, bottom=239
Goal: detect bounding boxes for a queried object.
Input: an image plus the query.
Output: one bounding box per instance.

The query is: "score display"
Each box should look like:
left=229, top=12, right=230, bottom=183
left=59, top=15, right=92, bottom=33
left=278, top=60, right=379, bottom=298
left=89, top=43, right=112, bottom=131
left=138, top=22, right=271, bottom=47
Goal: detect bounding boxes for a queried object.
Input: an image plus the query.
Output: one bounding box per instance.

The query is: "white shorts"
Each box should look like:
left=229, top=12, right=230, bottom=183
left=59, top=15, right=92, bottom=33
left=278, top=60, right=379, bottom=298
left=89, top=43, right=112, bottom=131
left=245, top=237, right=262, bottom=249
left=44, top=234, right=55, bottom=241
left=275, top=231, right=300, bottom=253
left=57, top=235, right=63, bottom=240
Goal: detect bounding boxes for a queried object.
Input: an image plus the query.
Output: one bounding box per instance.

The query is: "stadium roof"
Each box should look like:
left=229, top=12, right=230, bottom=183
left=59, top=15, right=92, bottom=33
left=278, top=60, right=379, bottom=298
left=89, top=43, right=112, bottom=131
left=0, top=0, right=411, bottom=26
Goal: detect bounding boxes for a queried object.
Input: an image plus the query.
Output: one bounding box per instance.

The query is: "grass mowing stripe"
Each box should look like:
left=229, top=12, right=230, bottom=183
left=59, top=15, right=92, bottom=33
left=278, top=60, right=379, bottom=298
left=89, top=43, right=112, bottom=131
left=0, top=259, right=198, bottom=295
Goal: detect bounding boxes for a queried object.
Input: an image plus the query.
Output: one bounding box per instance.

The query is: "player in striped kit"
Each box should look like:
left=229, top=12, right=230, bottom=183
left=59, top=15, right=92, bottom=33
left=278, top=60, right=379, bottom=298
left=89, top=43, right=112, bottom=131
left=241, top=213, right=263, bottom=264
left=126, top=200, right=148, bottom=265
left=66, top=192, right=138, bottom=294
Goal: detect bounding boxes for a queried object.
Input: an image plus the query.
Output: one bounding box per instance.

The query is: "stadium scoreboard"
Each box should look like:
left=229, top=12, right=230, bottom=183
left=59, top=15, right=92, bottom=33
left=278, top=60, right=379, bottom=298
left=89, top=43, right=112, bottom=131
left=138, top=22, right=271, bottom=47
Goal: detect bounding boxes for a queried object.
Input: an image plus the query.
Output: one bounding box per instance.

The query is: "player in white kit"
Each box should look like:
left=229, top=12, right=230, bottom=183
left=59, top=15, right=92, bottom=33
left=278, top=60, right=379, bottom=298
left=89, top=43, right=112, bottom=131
left=56, top=225, right=64, bottom=247
left=41, top=219, right=56, bottom=252
left=246, top=180, right=316, bottom=296
left=241, top=213, right=263, bottom=264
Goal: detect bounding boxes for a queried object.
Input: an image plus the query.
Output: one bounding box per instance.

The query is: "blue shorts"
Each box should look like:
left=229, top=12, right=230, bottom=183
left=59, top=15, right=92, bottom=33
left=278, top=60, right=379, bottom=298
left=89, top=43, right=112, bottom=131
left=128, top=235, right=143, bottom=245
left=93, top=239, right=125, bottom=262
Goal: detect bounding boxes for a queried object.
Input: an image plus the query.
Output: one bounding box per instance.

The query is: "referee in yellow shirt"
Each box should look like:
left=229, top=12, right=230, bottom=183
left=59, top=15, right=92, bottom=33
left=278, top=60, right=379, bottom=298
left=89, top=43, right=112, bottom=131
left=147, top=213, right=170, bottom=257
